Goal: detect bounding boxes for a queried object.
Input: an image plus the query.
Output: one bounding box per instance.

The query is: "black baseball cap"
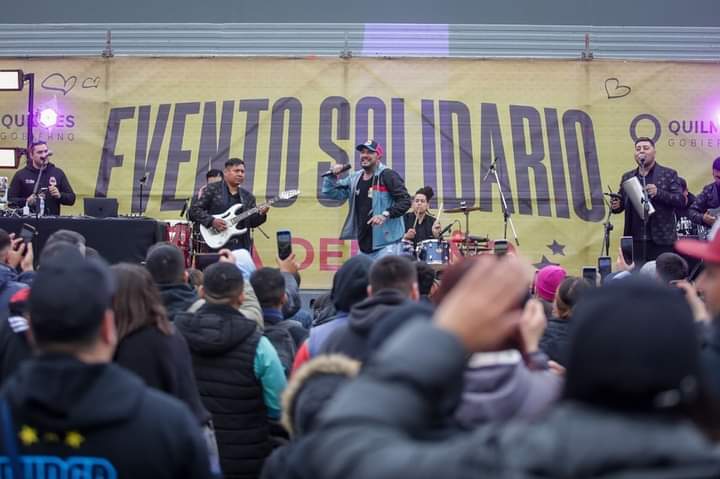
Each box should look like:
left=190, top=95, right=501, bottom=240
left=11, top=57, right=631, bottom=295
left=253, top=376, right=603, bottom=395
left=29, top=255, right=115, bottom=344
left=355, top=139, right=380, bottom=153
left=203, top=262, right=244, bottom=300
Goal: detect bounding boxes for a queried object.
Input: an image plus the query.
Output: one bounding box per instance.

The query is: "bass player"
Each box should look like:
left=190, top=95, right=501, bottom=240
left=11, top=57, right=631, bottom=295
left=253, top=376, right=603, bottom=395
left=189, top=158, right=269, bottom=251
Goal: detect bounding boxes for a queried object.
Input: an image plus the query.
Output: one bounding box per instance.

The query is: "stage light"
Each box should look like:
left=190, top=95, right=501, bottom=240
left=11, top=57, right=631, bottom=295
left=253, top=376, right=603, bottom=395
left=0, top=70, right=23, bottom=91
left=38, top=108, right=58, bottom=128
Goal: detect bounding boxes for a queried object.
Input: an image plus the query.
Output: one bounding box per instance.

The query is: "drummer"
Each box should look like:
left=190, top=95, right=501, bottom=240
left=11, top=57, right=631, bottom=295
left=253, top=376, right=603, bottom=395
left=403, top=186, right=442, bottom=244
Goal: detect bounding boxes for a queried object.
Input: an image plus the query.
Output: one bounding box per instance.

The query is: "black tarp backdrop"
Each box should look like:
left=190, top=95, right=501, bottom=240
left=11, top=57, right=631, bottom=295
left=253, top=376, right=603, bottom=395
left=3, top=0, right=720, bottom=26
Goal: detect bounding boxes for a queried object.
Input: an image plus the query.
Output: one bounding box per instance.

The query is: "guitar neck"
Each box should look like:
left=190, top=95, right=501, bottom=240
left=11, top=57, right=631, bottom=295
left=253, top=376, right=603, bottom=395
left=230, top=199, right=275, bottom=226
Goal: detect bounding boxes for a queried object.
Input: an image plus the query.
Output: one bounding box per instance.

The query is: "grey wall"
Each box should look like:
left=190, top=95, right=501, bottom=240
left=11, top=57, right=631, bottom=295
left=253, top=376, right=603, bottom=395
left=4, top=0, right=720, bottom=26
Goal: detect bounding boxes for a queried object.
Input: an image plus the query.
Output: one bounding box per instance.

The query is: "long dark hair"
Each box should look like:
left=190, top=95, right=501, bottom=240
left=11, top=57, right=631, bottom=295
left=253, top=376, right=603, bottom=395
left=111, top=263, right=172, bottom=340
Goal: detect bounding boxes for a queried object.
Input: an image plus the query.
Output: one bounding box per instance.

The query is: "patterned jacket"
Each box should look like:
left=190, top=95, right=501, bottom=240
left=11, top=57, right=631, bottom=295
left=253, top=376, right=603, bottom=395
left=611, top=163, right=684, bottom=245
left=689, top=182, right=720, bottom=226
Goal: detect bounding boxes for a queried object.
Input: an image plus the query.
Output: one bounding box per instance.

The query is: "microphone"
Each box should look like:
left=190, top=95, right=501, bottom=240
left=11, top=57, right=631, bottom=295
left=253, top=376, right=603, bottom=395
left=603, top=192, right=621, bottom=199
left=139, top=171, right=149, bottom=184
left=321, top=164, right=351, bottom=178
left=438, top=222, right=454, bottom=237
left=180, top=197, right=190, bottom=217
left=46, top=151, right=53, bottom=158
left=638, top=153, right=646, bottom=166
left=482, top=157, right=498, bottom=182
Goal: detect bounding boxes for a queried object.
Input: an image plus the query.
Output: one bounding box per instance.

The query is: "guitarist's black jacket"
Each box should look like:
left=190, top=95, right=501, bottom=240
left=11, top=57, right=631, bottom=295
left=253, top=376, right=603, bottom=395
left=189, top=181, right=267, bottom=251
left=689, top=182, right=720, bottom=227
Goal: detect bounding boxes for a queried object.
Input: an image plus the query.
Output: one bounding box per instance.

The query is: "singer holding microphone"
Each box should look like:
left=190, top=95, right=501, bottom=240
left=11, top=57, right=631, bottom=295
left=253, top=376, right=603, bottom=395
left=610, top=137, right=683, bottom=264
left=8, top=140, right=76, bottom=216
left=321, top=139, right=411, bottom=259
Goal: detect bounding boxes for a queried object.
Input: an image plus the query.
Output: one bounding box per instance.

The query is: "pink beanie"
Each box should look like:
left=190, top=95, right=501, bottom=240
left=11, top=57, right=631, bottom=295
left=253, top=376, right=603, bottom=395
left=535, top=265, right=567, bottom=302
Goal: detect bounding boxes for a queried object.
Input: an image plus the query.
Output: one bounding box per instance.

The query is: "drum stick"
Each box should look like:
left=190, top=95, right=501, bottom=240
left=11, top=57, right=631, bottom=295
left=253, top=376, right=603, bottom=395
left=435, top=203, right=444, bottom=224
left=413, top=212, right=419, bottom=229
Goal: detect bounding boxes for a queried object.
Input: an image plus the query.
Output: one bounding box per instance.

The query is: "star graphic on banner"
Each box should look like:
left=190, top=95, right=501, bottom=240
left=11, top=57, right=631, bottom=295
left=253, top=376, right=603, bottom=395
left=65, top=431, right=85, bottom=449
left=19, top=425, right=38, bottom=446
left=546, top=240, right=566, bottom=256
left=533, top=255, right=559, bottom=269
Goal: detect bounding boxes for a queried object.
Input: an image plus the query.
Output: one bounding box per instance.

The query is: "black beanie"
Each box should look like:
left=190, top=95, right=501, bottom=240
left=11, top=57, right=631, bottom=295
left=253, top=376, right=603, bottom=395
left=331, top=255, right=373, bottom=312
left=563, top=279, right=700, bottom=411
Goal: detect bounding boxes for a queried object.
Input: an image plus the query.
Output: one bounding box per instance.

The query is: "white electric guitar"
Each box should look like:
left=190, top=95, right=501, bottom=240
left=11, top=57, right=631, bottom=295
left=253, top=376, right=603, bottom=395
left=199, top=190, right=300, bottom=249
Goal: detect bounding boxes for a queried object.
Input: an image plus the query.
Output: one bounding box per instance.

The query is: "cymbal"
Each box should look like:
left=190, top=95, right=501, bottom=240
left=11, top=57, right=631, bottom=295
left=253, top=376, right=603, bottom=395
left=443, top=205, right=483, bottom=214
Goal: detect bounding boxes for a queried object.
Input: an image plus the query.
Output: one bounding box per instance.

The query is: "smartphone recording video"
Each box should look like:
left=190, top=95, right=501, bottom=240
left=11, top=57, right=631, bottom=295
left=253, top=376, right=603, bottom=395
left=277, top=230, right=292, bottom=260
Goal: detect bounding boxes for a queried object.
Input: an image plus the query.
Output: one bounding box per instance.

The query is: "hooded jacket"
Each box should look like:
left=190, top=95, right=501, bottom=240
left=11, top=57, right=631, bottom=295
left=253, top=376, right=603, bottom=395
left=0, top=354, right=213, bottom=479
left=8, top=161, right=76, bottom=215
left=286, top=321, right=720, bottom=479
left=158, top=283, right=199, bottom=321
left=175, top=302, right=274, bottom=479
left=322, top=163, right=411, bottom=251
left=319, top=289, right=412, bottom=363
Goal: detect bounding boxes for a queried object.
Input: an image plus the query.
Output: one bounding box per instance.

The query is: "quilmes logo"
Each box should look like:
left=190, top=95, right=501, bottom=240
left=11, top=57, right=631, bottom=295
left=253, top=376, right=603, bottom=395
left=629, top=113, right=720, bottom=149
left=0, top=112, right=77, bottom=143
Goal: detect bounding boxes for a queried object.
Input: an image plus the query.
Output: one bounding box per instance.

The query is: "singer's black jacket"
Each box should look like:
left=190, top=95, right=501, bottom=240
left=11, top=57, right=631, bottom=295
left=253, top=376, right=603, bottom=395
left=611, top=163, right=684, bottom=245
left=8, top=161, right=76, bottom=215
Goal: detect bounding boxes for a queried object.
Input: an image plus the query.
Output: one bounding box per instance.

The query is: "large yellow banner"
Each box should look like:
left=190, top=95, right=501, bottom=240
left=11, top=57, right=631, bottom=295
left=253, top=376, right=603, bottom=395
left=0, top=58, right=718, bottom=288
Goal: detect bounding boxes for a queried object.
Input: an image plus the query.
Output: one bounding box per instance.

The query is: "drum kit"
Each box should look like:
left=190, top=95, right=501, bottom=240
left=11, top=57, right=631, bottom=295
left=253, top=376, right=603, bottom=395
left=402, top=204, right=492, bottom=270
left=164, top=220, right=208, bottom=268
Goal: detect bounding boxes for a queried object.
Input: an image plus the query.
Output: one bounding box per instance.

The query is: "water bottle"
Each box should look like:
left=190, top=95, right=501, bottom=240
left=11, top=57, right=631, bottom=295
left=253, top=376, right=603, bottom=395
left=39, top=194, right=45, bottom=217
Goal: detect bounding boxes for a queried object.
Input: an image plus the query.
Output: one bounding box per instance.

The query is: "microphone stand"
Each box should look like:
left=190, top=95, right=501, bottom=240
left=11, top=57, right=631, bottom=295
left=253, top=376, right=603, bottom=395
left=639, top=159, right=650, bottom=265
left=138, top=177, right=147, bottom=217
left=489, top=163, right=520, bottom=246
left=600, top=196, right=613, bottom=257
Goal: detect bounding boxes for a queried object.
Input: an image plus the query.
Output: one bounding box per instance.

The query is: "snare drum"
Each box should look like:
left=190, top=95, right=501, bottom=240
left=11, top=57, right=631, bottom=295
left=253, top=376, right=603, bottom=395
left=417, top=239, right=450, bottom=269
left=166, top=220, right=192, bottom=268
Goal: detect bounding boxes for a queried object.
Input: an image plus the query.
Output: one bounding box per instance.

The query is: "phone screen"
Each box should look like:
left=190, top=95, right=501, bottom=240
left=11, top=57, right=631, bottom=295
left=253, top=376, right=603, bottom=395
left=582, top=267, right=597, bottom=286
left=597, top=256, right=612, bottom=283
left=19, top=224, right=35, bottom=244
left=620, top=236, right=634, bottom=265
left=277, top=230, right=292, bottom=260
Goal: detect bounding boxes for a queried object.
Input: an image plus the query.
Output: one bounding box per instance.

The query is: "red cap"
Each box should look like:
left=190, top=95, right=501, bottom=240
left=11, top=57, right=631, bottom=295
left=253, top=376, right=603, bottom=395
left=675, top=234, right=720, bottom=264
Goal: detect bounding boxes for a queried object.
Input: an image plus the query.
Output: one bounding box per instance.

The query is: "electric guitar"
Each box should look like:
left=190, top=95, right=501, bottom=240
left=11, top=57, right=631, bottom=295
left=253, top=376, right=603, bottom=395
left=199, top=190, right=300, bottom=249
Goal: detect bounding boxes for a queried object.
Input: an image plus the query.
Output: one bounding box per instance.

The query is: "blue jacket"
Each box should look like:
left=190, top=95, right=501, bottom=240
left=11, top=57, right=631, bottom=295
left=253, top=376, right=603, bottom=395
left=322, top=163, right=411, bottom=251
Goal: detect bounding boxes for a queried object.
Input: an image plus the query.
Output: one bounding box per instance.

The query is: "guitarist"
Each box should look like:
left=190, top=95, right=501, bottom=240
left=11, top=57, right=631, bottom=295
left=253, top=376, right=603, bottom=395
left=689, top=157, right=720, bottom=235
left=189, top=158, right=268, bottom=251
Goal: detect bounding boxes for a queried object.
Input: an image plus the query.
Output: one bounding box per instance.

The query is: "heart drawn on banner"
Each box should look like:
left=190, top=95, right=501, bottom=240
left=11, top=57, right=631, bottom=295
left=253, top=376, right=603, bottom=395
left=604, top=78, right=631, bottom=99
left=41, top=73, right=77, bottom=96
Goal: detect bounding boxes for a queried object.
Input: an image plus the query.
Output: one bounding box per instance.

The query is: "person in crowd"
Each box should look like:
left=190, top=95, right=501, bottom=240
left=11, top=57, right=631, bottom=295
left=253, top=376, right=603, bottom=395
left=0, top=254, right=215, bottom=478
left=319, top=255, right=419, bottom=362
left=415, top=261, right=438, bottom=305
left=197, top=168, right=224, bottom=199
left=188, top=267, right=204, bottom=293
left=283, top=257, right=720, bottom=478
left=0, top=243, right=81, bottom=384
left=292, top=255, right=373, bottom=372
left=261, top=355, right=360, bottom=479
left=309, top=293, right=336, bottom=327
left=533, top=264, right=566, bottom=319
left=655, top=252, right=689, bottom=284
left=322, top=140, right=411, bottom=259
left=250, top=267, right=308, bottom=375
left=175, top=262, right=287, bottom=479
left=689, top=157, right=720, bottom=231
left=189, top=158, right=269, bottom=252
left=431, top=257, right=562, bottom=427
left=8, top=140, right=76, bottom=215
left=44, top=228, right=86, bottom=256
left=111, top=263, right=212, bottom=428
left=611, top=137, right=684, bottom=264
left=676, top=232, right=720, bottom=397
left=403, top=186, right=442, bottom=244
left=0, top=229, right=34, bottom=317
left=540, top=276, right=592, bottom=366
left=145, top=243, right=201, bottom=321
left=677, top=177, right=699, bottom=237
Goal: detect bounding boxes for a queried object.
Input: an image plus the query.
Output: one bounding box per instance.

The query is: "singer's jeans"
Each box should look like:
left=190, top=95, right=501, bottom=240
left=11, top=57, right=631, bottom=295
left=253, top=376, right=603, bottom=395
left=360, top=241, right=402, bottom=261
